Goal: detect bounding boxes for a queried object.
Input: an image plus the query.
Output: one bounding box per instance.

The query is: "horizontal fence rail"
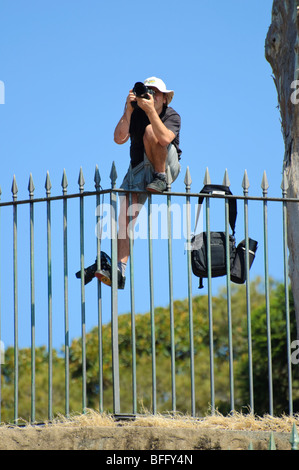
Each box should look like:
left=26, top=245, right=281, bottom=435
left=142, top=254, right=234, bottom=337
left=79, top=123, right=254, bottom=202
left=0, top=164, right=298, bottom=424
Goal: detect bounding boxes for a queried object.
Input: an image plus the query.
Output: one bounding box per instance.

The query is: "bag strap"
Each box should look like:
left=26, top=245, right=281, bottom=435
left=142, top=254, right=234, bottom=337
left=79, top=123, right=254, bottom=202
left=194, top=184, right=237, bottom=235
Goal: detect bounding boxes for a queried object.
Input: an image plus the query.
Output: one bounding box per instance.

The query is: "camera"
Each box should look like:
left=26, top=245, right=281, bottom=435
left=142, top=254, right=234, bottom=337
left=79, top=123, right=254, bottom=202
left=131, top=82, right=154, bottom=109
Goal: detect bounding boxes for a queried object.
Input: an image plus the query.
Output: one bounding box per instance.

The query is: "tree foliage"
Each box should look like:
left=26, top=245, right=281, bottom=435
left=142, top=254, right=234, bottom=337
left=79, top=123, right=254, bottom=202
left=1, top=278, right=298, bottom=422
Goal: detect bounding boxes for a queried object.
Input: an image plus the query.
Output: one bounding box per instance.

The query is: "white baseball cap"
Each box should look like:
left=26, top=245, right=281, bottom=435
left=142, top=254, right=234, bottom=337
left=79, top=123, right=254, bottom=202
left=143, top=77, right=174, bottom=105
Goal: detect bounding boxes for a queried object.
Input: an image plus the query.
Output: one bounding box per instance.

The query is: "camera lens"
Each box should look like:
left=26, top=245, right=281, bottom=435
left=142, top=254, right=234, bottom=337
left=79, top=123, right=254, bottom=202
left=133, top=82, right=150, bottom=98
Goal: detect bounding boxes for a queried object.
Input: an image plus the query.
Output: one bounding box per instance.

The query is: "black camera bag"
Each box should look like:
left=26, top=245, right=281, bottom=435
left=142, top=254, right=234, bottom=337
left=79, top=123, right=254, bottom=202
left=190, top=184, right=257, bottom=288
left=230, top=238, right=258, bottom=284
left=191, top=231, right=236, bottom=287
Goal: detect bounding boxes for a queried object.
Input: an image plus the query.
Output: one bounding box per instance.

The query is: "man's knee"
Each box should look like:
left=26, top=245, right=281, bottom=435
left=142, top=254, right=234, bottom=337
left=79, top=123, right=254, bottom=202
left=143, top=125, right=168, bottom=157
left=143, top=124, right=156, bottom=146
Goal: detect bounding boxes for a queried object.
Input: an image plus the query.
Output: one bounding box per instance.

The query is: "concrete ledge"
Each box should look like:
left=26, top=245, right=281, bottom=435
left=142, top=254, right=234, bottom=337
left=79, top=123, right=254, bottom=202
left=0, top=425, right=292, bottom=450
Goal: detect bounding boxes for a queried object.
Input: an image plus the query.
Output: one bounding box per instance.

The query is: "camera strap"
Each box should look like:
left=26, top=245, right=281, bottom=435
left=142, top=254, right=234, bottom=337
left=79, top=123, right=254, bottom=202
left=194, top=184, right=237, bottom=235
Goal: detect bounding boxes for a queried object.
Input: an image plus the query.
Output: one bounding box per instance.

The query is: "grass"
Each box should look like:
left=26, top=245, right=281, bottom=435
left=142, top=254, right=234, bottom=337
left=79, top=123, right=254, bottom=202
left=14, top=408, right=296, bottom=433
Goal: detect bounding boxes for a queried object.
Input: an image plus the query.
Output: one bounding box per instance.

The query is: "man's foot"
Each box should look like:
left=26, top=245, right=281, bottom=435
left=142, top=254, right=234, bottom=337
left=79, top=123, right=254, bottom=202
left=146, top=173, right=167, bottom=193
left=75, top=251, right=112, bottom=285
left=75, top=261, right=97, bottom=285
left=95, top=266, right=126, bottom=290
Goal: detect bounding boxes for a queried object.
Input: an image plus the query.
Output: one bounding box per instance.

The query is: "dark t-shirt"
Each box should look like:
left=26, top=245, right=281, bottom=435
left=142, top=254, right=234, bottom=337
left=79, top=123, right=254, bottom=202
left=129, top=105, right=182, bottom=168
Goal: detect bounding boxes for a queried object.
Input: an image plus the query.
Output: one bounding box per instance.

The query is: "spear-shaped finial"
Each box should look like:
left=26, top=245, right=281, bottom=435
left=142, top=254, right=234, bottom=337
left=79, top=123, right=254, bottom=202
left=242, top=170, right=250, bottom=193
left=184, top=166, right=192, bottom=191
left=78, top=167, right=85, bottom=193
left=110, top=161, right=117, bottom=188
left=290, top=423, right=299, bottom=450
left=268, top=432, right=276, bottom=450
left=261, top=170, right=269, bottom=195
left=11, top=175, right=18, bottom=200
left=28, top=173, right=35, bottom=198
left=281, top=169, right=289, bottom=196
left=94, top=165, right=101, bottom=190
left=222, top=168, right=230, bottom=187
left=61, top=169, right=68, bottom=194
left=166, top=165, right=172, bottom=191
left=203, top=167, right=211, bottom=185
left=45, top=171, right=52, bottom=196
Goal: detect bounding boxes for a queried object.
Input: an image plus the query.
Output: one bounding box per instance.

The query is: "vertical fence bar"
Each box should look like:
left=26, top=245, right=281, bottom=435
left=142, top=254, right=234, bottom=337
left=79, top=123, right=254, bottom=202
left=110, top=162, right=120, bottom=415
left=242, top=170, right=254, bottom=414
left=184, top=167, right=195, bottom=416
left=261, top=171, right=273, bottom=415
left=0, top=187, right=1, bottom=424
left=148, top=193, right=156, bottom=414
left=45, top=171, right=53, bottom=420
left=128, top=167, right=137, bottom=414
left=94, top=165, right=104, bottom=413
left=281, top=170, right=293, bottom=415
left=204, top=169, right=215, bottom=414
left=28, top=174, right=36, bottom=422
left=12, top=176, right=18, bottom=423
left=78, top=167, right=87, bottom=414
left=62, top=170, right=69, bottom=417
left=166, top=167, right=176, bottom=413
left=223, top=170, right=234, bottom=412
left=206, top=196, right=215, bottom=413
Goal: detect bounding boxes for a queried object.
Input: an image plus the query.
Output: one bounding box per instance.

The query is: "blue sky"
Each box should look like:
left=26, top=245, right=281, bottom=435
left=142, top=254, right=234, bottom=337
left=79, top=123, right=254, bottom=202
left=0, top=1, right=285, bottom=350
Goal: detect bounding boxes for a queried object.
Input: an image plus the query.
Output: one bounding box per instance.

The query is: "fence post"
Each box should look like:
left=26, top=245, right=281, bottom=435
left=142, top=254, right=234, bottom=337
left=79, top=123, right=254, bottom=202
left=45, top=171, right=53, bottom=420
left=28, top=173, right=36, bottom=422
left=0, top=186, right=1, bottom=424
left=204, top=168, right=215, bottom=414
left=242, top=170, right=254, bottom=414
left=78, top=167, right=87, bottom=414
left=110, top=162, right=120, bottom=415
left=128, top=166, right=137, bottom=414
left=148, top=191, right=156, bottom=414
left=281, top=170, right=293, bottom=415
left=223, top=169, right=234, bottom=412
left=62, top=169, right=69, bottom=418
left=166, top=166, right=176, bottom=413
left=12, top=175, right=18, bottom=423
left=261, top=171, right=273, bottom=415
left=184, top=167, right=195, bottom=416
left=94, top=165, right=104, bottom=413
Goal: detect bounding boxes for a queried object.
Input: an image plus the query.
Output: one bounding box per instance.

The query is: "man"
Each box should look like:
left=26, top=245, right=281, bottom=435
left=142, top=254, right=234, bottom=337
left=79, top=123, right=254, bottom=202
left=76, top=77, right=181, bottom=289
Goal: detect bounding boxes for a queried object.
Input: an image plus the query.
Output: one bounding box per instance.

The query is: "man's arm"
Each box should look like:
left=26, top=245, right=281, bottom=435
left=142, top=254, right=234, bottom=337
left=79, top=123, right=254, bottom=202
left=137, top=95, right=175, bottom=147
left=114, top=90, right=136, bottom=144
left=147, top=109, right=175, bottom=147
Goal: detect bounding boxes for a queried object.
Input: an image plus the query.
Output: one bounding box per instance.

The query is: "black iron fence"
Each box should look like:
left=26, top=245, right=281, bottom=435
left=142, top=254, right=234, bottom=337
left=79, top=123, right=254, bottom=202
left=0, top=164, right=298, bottom=423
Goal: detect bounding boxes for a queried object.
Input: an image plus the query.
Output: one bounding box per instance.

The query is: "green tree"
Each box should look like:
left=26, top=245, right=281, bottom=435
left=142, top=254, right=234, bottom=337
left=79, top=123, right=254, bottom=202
left=1, top=278, right=297, bottom=421
left=237, top=283, right=299, bottom=415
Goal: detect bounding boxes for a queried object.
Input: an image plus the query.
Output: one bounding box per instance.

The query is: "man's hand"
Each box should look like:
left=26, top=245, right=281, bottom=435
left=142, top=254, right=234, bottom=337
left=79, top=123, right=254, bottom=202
left=127, top=89, right=137, bottom=110
left=114, top=90, right=135, bottom=144
left=136, top=93, right=156, bottom=115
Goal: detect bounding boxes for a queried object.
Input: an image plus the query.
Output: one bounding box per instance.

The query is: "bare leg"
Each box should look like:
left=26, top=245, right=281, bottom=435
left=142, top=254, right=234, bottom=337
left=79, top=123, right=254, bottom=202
left=143, top=124, right=168, bottom=172
left=118, top=123, right=168, bottom=262
left=117, top=192, right=140, bottom=263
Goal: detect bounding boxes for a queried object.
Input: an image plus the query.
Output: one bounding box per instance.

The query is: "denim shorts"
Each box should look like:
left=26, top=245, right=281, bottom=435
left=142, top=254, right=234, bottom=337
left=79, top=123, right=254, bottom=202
left=120, top=144, right=181, bottom=205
